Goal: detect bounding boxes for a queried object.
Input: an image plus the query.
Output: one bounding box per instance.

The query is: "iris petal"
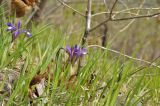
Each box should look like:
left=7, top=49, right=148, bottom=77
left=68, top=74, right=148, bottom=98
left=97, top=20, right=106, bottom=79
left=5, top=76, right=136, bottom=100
left=81, top=48, right=87, bottom=55
left=65, top=45, right=87, bottom=63
left=66, top=46, right=72, bottom=54
left=17, top=21, right=21, bottom=29
left=25, top=31, right=32, bottom=37
left=7, top=22, right=17, bottom=31
left=22, top=30, right=32, bottom=37
left=7, top=26, right=15, bottom=31
left=13, top=30, right=20, bottom=40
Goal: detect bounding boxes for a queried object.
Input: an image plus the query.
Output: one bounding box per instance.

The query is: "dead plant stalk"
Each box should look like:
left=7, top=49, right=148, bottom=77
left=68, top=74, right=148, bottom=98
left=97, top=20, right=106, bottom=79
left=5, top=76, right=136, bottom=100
left=82, top=0, right=92, bottom=45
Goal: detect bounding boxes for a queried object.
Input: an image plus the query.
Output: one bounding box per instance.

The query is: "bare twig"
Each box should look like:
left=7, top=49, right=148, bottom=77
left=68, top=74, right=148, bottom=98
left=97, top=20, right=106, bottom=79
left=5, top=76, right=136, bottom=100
left=25, top=7, right=39, bottom=25
left=109, top=0, right=118, bottom=19
left=90, top=12, right=160, bottom=32
left=26, top=0, right=47, bottom=26
left=82, top=0, right=92, bottom=45
left=112, top=12, right=160, bottom=21
left=87, top=45, right=160, bottom=69
left=92, top=7, right=160, bottom=17
left=100, top=0, right=110, bottom=47
left=118, top=0, right=144, bottom=32
left=32, top=0, right=47, bottom=24
left=62, top=0, right=104, bottom=4
left=57, top=0, right=85, bottom=17
left=89, top=0, right=160, bottom=32
left=44, top=4, right=62, bottom=18
left=112, top=7, right=160, bottom=17
left=89, top=18, right=110, bottom=32
left=101, top=24, right=108, bottom=47
left=89, top=0, right=118, bottom=32
left=92, top=12, right=136, bottom=17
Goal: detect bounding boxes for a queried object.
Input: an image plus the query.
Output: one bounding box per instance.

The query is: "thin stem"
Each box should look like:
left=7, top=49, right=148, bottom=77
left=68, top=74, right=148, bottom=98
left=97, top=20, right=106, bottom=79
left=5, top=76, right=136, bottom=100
left=44, top=4, right=62, bottom=18
left=26, top=0, right=47, bottom=26
left=89, top=0, right=118, bottom=32
left=87, top=45, right=160, bottom=69
left=90, top=12, right=160, bottom=32
left=109, top=0, right=118, bottom=19
left=112, top=12, right=160, bottom=21
left=25, top=7, right=39, bottom=25
left=89, top=18, right=110, bottom=32
left=56, top=0, right=85, bottom=17
left=92, top=8, right=160, bottom=17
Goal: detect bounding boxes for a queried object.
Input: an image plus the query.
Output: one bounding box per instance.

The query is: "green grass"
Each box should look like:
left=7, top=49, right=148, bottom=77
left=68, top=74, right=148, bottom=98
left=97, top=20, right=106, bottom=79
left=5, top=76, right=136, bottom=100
left=0, top=3, right=160, bottom=106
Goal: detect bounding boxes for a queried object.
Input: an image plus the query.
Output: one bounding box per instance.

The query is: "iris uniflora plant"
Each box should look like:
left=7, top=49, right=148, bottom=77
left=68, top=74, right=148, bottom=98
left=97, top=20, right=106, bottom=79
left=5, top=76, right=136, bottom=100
left=7, top=21, right=32, bottom=41
left=65, top=45, right=87, bottom=65
left=65, top=45, right=87, bottom=76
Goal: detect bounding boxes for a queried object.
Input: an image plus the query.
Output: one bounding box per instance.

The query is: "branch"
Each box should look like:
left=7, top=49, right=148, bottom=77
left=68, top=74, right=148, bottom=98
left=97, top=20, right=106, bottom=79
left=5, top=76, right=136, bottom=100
left=90, top=12, right=160, bottom=32
left=26, top=0, right=47, bottom=26
left=44, top=4, right=62, bottom=17
left=89, top=0, right=118, bottom=32
left=92, top=8, right=160, bottom=17
left=89, top=0, right=160, bottom=32
left=101, top=24, right=108, bottom=47
left=109, top=0, right=118, bottom=19
left=56, top=0, right=85, bottom=17
left=112, top=12, right=160, bottom=21
left=79, top=0, right=92, bottom=74
left=89, top=18, right=110, bottom=32
left=82, top=0, right=92, bottom=45
left=61, top=0, right=104, bottom=4
left=112, top=7, right=160, bottom=17
left=25, top=7, right=39, bottom=25
left=87, top=45, right=160, bottom=69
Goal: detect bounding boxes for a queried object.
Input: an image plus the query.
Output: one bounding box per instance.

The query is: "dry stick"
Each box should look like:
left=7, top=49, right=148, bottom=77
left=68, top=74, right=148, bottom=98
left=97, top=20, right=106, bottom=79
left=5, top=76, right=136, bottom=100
left=82, top=0, right=92, bottom=45
left=113, top=8, right=160, bottom=17
left=90, top=0, right=118, bottom=32
left=87, top=45, right=160, bottom=69
left=44, top=3, right=62, bottom=18
left=101, top=24, right=108, bottom=47
left=31, top=0, right=47, bottom=24
left=57, top=0, right=85, bottom=17
left=118, top=0, right=144, bottom=32
left=109, top=0, right=118, bottom=19
left=101, top=12, right=108, bottom=47
left=100, top=0, right=110, bottom=47
left=61, top=0, right=104, bottom=4
left=112, top=12, right=160, bottom=21
left=78, top=0, right=92, bottom=74
left=92, top=8, right=160, bottom=17
left=101, top=0, right=117, bottom=47
left=26, top=0, right=47, bottom=26
left=25, top=7, right=39, bottom=26
left=90, top=12, right=160, bottom=32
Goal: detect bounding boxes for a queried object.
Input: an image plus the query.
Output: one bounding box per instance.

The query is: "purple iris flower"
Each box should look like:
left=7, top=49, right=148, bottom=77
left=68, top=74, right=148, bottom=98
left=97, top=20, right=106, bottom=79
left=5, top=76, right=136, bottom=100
left=65, top=45, right=87, bottom=63
left=7, top=21, right=32, bottom=41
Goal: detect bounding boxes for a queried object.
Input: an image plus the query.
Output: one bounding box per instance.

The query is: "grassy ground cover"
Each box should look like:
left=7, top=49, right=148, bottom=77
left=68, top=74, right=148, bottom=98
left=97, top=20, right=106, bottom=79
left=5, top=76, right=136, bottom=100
left=0, top=1, right=160, bottom=106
